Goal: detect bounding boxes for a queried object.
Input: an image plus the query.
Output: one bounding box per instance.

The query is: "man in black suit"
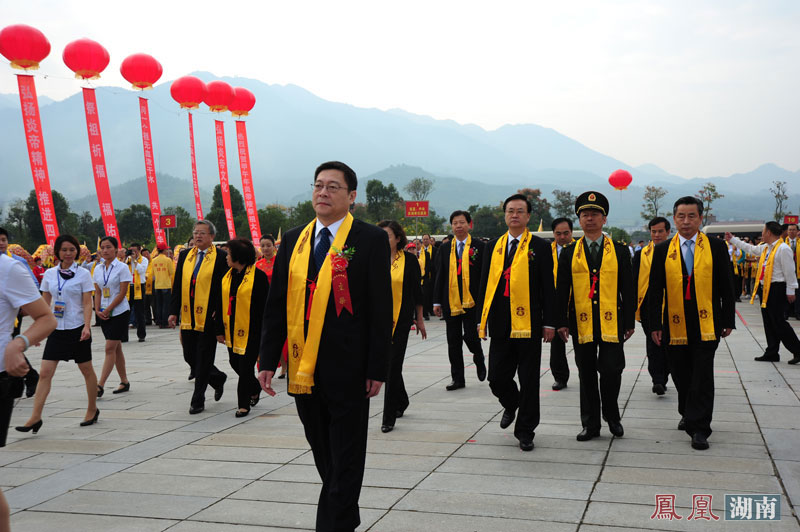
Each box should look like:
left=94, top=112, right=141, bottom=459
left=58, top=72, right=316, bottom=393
left=632, top=216, right=671, bottom=396
left=168, top=220, right=228, bottom=414
left=556, top=192, right=635, bottom=441
left=648, top=196, right=735, bottom=450
left=419, top=234, right=434, bottom=320
left=478, top=194, right=555, bottom=451
left=550, top=217, right=574, bottom=391
left=433, top=210, right=486, bottom=390
left=258, top=161, right=392, bottom=532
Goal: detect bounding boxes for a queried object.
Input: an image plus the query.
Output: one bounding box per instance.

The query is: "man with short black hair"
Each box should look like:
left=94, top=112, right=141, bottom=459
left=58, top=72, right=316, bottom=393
left=785, top=223, right=800, bottom=319
left=419, top=233, right=434, bottom=320
left=549, top=217, right=574, bottom=390
left=126, top=243, right=148, bottom=342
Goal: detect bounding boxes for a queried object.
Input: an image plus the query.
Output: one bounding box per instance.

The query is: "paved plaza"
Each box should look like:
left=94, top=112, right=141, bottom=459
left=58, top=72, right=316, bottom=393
left=2, top=301, right=800, bottom=531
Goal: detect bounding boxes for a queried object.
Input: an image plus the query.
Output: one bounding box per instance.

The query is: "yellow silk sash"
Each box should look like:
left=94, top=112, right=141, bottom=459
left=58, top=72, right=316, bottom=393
left=448, top=235, right=475, bottom=315
left=221, top=265, right=255, bottom=354
left=418, top=245, right=432, bottom=282
left=636, top=242, right=654, bottom=321
left=479, top=231, right=531, bottom=339
left=287, top=213, right=354, bottom=394
left=665, top=233, right=715, bottom=344
left=180, top=246, right=216, bottom=331
left=572, top=236, right=619, bottom=344
left=750, top=242, right=783, bottom=308
left=391, top=251, right=405, bottom=336
left=127, top=256, right=143, bottom=300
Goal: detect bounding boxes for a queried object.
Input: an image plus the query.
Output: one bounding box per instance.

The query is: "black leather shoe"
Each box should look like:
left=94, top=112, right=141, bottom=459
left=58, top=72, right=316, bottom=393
left=381, top=424, right=394, bottom=433
left=15, top=419, right=43, bottom=434
left=789, top=357, right=800, bottom=365
left=576, top=428, right=600, bottom=441
left=97, top=385, right=104, bottom=398
left=691, top=432, right=709, bottom=450
left=396, top=410, right=404, bottom=418
left=25, top=371, right=39, bottom=398
left=474, top=355, right=487, bottom=382
left=214, top=376, right=227, bottom=401
left=445, top=381, right=465, bottom=391
left=552, top=381, right=567, bottom=391
left=754, top=353, right=780, bottom=362
left=235, top=409, right=249, bottom=418
left=188, top=372, right=195, bottom=381
left=652, top=383, right=666, bottom=395
left=189, top=406, right=204, bottom=415
left=138, top=338, right=145, bottom=343
left=678, top=417, right=686, bottom=431
left=500, top=408, right=516, bottom=429
left=112, top=382, right=130, bottom=394
left=80, top=409, right=100, bottom=426
left=608, top=421, right=624, bottom=437
left=519, top=438, right=534, bottom=451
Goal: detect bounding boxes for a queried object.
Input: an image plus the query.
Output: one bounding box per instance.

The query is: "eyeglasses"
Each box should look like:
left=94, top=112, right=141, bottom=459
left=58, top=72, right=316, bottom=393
left=505, top=209, right=527, bottom=215
left=192, top=231, right=210, bottom=236
left=312, top=183, right=346, bottom=193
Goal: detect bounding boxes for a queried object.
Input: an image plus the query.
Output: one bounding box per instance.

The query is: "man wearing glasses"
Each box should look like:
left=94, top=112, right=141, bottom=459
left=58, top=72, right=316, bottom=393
left=168, top=220, right=229, bottom=414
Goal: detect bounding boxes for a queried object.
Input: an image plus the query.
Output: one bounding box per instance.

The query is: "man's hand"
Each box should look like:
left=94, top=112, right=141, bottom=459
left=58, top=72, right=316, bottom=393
left=4, top=338, right=29, bottom=377
left=433, top=305, right=443, bottom=318
left=651, top=330, right=663, bottom=346
left=721, top=328, right=733, bottom=338
left=789, top=294, right=796, bottom=304
left=415, top=320, right=427, bottom=340
left=624, top=328, right=635, bottom=341
left=542, top=327, right=555, bottom=343
left=365, top=379, right=383, bottom=398
left=216, top=335, right=226, bottom=344
left=724, top=231, right=733, bottom=242
left=258, top=370, right=276, bottom=396
left=557, top=327, right=569, bottom=342
left=167, top=315, right=177, bottom=328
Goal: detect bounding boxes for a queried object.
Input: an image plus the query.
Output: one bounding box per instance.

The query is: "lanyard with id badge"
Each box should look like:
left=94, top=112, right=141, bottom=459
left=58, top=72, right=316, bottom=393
left=101, top=263, right=114, bottom=313
left=54, top=269, right=74, bottom=319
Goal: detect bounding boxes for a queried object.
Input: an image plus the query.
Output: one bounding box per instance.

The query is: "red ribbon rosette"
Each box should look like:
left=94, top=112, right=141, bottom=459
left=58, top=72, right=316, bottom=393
left=331, top=253, right=354, bottom=316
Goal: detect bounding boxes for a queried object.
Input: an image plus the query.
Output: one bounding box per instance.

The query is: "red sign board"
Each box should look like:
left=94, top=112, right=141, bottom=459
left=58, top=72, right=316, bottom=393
left=405, top=201, right=430, bottom=218
left=784, top=215, right=799, bottom=225
left=159, top=214, right=177, bottom=229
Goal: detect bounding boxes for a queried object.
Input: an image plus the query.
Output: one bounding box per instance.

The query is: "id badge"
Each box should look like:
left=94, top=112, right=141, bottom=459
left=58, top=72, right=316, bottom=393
left=102, top=287, right=111, bottom=298
left=53, top=300, right=66, bottom=319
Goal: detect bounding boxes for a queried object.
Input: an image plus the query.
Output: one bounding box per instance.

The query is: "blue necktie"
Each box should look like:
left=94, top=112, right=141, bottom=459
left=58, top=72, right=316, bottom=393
left=683, top=240, right=694, bottom=273
left=315, top=227, right=332, bottom=270
left=191, top=250, right=205, bottom=280
left=457, top=241, right=464, bottom=259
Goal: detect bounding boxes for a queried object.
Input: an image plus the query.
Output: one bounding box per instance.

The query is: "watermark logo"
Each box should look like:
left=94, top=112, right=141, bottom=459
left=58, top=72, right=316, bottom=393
left=725, top=494, right=781, bottom=521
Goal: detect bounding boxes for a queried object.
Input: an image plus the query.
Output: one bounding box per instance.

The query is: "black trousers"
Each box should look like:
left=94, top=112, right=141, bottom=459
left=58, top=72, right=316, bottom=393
left=422, top=280, right=433, bottom=317
left=760, top=283, right=800, bottom=358
left=383, top=327, right=411, bottom=427
left=296, top=387, right=370, bottom=532
left=574, top=340, right=625, bottom=430
left=667, top=341, right=716, bottom=438
left=0, top=372, right=23, bottom=447
left=549, top=334, right=570, bottom=384
left=228, top=347, right=260, bottom=410
left=643, top=324, right=669, bottom=386
left=154, top=289, right=171, bottom=326
left=129, top=285, right=146, bottom=340
left=488, top=335, right=541, bottom=440
left=144, top=293, right=154, bottom=324
left=181, top=328, right=227, bottom=408
left=445, top=307, right=484, bottom=384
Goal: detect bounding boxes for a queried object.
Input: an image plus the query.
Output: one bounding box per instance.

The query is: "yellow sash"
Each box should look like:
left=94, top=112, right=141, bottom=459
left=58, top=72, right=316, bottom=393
left=127, top=256, right=143, bottom=300
left=552, top=241, right=559, bottom=286
left=750, top=242, right=783, bottom=308
left=789, top=239, right=800, bottom=278
left=418, top=245, right=432, bottom=282
left=572, top=236, right=619, bottom=344
left=180, top=246, right=216, bottom=331
left=448, top=235, right=475, bottom=315
left=287, top=213, right=354, bottom=394
left=479, top=230, right=531, bottom=339
left=221, top=265, right=254, bottom=354
left=664, top=233, right=715, bottom=344
left=636, top=242, right=654, bottom=321
left=391, top=251, right=405, bottom=336
left=145, top=260, right=154, bottom=295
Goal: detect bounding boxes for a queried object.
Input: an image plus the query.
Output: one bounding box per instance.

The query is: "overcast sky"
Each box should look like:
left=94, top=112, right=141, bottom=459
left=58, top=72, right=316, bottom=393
left=1, top=0, right=798, bottom=178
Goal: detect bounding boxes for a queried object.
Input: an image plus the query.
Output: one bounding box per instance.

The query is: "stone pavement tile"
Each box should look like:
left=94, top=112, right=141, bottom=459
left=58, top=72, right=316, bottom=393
left=624, top=408, right=755, bottom=423
left=0, top=451, right=36, bottom=466
left=369, top=510, right=578, bottom=532
left=394, top=489, right=586, bottom=523
left=127, top=457, right=280, bottom=479
left=368, top=429, right=474, bottom=443
left=55, top=409, right=168, bottom=420
left=0, top=467, right=57, bottom=487
left=87, top=428, right=176, bottom=441
left=364, top=439, right=460, bottom=457
left=606, top=450, right=774, bottom=475
left=762, top=429, right=800, bottom=461
left=291, top=451, right=446, bottom=472
left=621, top=427, right=763, bottom=445
left=468, top=428, right=612, bottom=449
left=5, top=452, right=96, bottom=469
left=93, top=429, right=209, bottom=463
left=32, top=489, right=217, bottom=520
left=2, top=438, right=130, bottom=454
left=452, top=443, right=607, bottom=464
left=189, top=499, right=384, bottom=530
left=231, top=480, right=407, bottom=509
left=193, top=433, right=311, bottom=449
left=10, top=511, right=176, bottom=532
left=264, top=463, right=428, bottom=489
left=753, top=406, right=800, bottom=429
left=84, top=471, right=250, bottom=497
left=370, top=419, right=484, bottom=433
left=775, top=460, right=800, bottom=513
left=610, top=438, right=768, bottom=459
left=168, top=522, right=311, bottom=532
left=417, top=471, right=594, bottom=500
left=162, top=444, right=307, bottom=464
left=745, top=387, right=800, bottom=406
left=436, top=456, right=601, bottom=481
left=601, top=465, right=782, bottom=492
left=5, top=460, right=129, bottom=509
left=583, top=500, right=800, bottom=531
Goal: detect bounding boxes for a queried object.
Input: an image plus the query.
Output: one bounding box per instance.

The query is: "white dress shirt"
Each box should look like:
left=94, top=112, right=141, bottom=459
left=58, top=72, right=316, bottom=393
left=92, top=259, right=134, bottom=316
left=314, top=216, right=347, bottom=248
left=730, top=236, right=798, bottom=294
left=40, top=263, right=94, bottom=330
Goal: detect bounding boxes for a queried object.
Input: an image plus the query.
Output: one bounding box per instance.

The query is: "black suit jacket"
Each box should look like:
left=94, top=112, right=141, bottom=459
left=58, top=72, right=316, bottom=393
left=259, top=219, right=393, bottom=398
left=395, top=250, right=423, bottom=338
left=170, top=247, right=229, bottom=330
left=214, top=267, right=269, bottom=355
left=433, top=237, right=486, bottom=317
left=420, top=247, right=433, bottom=285
left=647, top=235, right=735, bottom=343
left=556, top=237, right=635, bottom=341
left=477, top=234, right=555, bottom=338
left=632, top=247, right=653, bottom=332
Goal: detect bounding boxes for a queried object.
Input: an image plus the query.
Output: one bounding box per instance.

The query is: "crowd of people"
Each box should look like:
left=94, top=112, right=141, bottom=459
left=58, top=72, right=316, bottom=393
left=2, top=161, right=799, bottom=532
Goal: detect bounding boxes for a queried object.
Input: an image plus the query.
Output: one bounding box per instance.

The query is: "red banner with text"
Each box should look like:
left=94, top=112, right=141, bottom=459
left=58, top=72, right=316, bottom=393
left=17, top=75, right=59, bottom=245
left=188, top=112, right=203, bottom=220
left=82, top=88, right=119, bottom=240
left=138, top=98, right=167, bottom=248
left=235, top=121, right=261, bottom=243
left=405, top=201, right=430, bottom=218
left=214, top=120, right=236, bottom=238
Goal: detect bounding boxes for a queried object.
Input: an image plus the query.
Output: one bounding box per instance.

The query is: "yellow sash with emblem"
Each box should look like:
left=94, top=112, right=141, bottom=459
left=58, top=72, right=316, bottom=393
left=127, top=256, right=143, bottom=300
left=572, top=236, right=619, bottom=344
left=750, top=242, right=783, bottom=308
left=418, top=245, right=432, bottom=282
left=448, top=235, right=475, bottom=315
left=221, top=265, right=254, bottom=354
left=180, top=246, right=216, bottom=331
left=391, top=251, right=405, bottom=336
left=664, top=233, right=715, bottom=344
left=286, top=213, right=354, bottom=394
left=479, top=231, right=531, bottom=339
left=636, top=242, right=654, bottom=321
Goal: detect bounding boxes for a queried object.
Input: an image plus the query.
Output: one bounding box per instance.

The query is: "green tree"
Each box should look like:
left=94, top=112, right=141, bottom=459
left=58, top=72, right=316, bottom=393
left=117, top=204, right=157, bottom=247
left=695, top=182, right=724, bottom=226
left=770, top=180, right=789, bottom=222
left=207, top=184, right=248, bottom=240
left=640, top=186, right=668, bottom=224
left=518, top=188, right=552, bottom=230
left=287, top=200, right=316, bottom=229
left=23, top=189, right=75, bottom=249
left=551, top=189, right=576, bottom=221
left=605, top=226, right=632, bottom=244
left=467, top=203, right=505, bottom=239
left=162, top=205, right=195, bottom=246
left=3, top=198, right=29, bottom=249
left=76, top=211, right=102, bottom=245
left=403, top=177, right=434, bottom=201
left=258, top=204, right=289, bottom=238
left=366, top=179, right=403, bottom=222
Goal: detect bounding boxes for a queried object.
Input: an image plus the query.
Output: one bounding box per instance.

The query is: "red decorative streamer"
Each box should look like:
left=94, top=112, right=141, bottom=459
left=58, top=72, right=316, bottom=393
left=82, top=88, right=119, bottom=239
left=137, top=97, right=166, bottom=248
left=214, top=120, right=236, bottom=238
left=17, top=75, right=58, bottom=245
left=235, top=120, right=261, bottom=243
left=188, top=112, right=203, bottom=219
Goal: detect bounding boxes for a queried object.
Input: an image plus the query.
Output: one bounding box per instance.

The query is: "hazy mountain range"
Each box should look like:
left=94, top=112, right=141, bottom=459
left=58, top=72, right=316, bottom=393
left=1, top=72, right=797, bottom=228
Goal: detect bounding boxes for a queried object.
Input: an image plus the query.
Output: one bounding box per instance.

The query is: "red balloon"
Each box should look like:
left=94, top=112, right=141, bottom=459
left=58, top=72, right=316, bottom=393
left=63, top=38, right=109, bottom=80
left=170, top=76, right=207, bottom=109
left=204, top=80, right=234, bottom=112
left=229, top=87, right=256, bottom=117
left=608, top=169, right=633, bottom=191
left=120, top=53, right=162, bottom=90
left=0, top=24, right=50, bottom=70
